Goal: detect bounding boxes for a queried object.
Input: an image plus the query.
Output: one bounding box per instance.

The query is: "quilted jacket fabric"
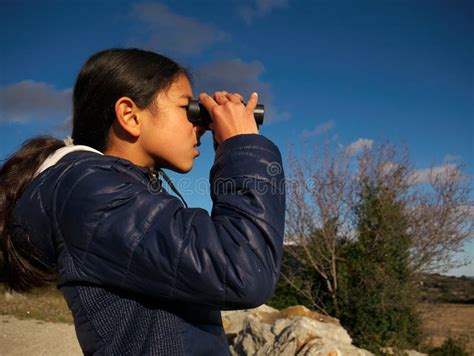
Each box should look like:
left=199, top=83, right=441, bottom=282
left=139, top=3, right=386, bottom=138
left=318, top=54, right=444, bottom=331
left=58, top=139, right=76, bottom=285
left=12, top=134, right=286, bottom=355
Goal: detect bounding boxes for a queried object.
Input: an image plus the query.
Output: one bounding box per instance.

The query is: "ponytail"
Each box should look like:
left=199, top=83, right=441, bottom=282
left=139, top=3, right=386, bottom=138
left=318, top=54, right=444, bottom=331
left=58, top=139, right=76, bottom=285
left=0, top=136, right=65, bottom=291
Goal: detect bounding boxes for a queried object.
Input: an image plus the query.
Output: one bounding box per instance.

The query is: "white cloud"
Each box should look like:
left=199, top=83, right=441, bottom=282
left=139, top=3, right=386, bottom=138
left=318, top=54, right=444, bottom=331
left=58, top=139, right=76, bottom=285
left=443, top=154, right=462, bottom=164
left=381, top=161, right=398, bottom=175
left=127, top=2, right=288, bottom=122
left=346, top=138, right=374, bottom=155
left=0, top=81, right=71, bottom=123
left=1, top=59, right=290, bottom=129
left=463, top=204, right=474, bottom=221
left=411, top=163, right=459, bottom=184
left=257, top=0, right=289, bottom=12
left=195, top=59, right=265, bottom=89
left=49, top=116, right=73, bottom=137
left=130, top=2, right=230, bottom=55
left=301, top=120, right=335, bottom=138
left=194, top=59, right=290, bottom=124
left=238, top=0, right=289, bottom=25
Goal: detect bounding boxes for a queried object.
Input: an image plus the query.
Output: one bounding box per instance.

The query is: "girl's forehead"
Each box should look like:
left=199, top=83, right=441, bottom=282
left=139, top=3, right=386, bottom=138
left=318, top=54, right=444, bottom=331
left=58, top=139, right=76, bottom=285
left=168, top=75, right=192, bottom=96
left=156, top=75, right=192, bottom=104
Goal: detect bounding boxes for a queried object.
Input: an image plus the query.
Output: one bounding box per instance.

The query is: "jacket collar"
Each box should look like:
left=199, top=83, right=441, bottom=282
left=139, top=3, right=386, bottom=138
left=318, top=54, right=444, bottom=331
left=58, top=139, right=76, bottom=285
left=34, top=145, right=103, bottom=178
left=35, top=145, right=189, bottom=208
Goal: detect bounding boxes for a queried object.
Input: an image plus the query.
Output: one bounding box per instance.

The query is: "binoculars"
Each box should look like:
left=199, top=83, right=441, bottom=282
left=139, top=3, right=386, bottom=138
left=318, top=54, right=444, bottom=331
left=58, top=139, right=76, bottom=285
left=187, top=99, right=264, bottom=128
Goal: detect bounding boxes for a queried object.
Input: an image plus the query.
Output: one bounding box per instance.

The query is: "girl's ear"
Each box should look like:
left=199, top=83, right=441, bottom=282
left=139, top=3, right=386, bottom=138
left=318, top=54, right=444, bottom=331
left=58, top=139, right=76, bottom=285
left=114, top=97, right=141, bottom=138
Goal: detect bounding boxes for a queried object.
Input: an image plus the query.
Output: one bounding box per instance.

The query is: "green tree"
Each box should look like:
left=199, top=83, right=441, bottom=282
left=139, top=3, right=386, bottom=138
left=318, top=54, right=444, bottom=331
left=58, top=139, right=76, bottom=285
left=338, top=178, right=422, bottom=351
left=266, top=249, right=315, bottom=310
left=276, top=141, right=472, bottom=351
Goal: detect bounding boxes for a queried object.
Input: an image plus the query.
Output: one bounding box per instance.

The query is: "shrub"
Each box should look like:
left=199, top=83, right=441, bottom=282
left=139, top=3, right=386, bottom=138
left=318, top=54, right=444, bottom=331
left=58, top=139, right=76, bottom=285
left=428, top=337, right=469, bottom=356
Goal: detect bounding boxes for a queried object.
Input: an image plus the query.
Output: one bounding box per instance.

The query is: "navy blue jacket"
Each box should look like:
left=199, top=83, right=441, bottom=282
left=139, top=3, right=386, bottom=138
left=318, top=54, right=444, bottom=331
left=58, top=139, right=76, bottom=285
left=12, top=134, right=285, bottom=355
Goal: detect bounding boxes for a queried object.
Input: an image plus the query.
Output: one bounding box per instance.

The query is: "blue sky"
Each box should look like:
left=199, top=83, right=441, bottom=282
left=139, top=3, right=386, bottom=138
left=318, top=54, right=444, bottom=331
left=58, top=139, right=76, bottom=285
left=0, top=0, right=472, bottom=275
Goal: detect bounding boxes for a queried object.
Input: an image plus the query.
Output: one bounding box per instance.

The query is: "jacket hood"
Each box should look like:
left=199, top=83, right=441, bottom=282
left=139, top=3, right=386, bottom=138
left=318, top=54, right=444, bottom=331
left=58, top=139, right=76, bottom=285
left=34, top=145, right=103, bottom=178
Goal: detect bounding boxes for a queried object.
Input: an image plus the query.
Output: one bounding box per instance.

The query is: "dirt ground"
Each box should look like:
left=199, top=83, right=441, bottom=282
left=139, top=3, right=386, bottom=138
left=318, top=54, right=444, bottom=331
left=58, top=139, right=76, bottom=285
left=1, top=302, right=472, bottom=355
left=0, top=315, right=81, bottom=356
left=418, top=303, right=474, bottom=352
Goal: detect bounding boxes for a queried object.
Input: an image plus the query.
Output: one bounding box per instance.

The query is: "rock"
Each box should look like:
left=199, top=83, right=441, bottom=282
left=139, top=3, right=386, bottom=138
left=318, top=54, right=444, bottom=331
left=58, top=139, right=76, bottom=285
left=222, top=304, right=278, bottom=335
left=4, top=290, right=26, bottom=300
left=221, top=305, right=373, bottom=355
left=403, top=351, right=428, bottom=356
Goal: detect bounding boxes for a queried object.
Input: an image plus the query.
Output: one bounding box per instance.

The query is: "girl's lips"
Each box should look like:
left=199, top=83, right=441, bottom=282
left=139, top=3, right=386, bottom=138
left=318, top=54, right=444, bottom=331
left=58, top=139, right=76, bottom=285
left=193, top=141, right=201, bottom=156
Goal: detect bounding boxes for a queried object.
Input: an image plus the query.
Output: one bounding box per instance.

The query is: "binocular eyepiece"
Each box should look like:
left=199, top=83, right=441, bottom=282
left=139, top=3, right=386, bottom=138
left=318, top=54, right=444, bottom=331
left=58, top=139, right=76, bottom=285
left=187, top=99, right=264, bottom=128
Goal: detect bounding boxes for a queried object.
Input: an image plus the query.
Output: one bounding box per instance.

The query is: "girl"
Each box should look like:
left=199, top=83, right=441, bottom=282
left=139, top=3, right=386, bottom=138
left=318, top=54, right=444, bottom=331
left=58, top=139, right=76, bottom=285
left=0, top=48, right=285, bottom=355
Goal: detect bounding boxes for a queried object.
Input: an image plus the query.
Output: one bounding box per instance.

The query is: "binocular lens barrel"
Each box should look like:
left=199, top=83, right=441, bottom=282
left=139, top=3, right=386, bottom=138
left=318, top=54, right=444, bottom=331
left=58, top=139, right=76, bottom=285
left=187, top=99, right=264, bottom=127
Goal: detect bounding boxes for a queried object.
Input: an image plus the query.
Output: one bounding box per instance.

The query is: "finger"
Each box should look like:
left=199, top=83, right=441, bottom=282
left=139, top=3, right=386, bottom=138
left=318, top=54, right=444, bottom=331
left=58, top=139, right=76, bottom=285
left=246, top=92, right=258, bottom=111
left=214, top=91, right=229, bottom=105
left=199, top=93, right=218, bottom=112
left=224, top=92, right=243, bottom=102
left=225, top=93, right=243, bottom=104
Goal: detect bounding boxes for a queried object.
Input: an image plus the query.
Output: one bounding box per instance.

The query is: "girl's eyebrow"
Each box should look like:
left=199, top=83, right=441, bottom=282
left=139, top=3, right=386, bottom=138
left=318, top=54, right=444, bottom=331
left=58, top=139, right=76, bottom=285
left=180, top=94, right=193, bottom=99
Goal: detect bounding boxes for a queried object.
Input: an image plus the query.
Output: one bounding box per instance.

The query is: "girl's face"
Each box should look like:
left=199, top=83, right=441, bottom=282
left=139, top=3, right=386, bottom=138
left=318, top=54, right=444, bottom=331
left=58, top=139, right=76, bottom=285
left=139, top=74, right=206, bottom=173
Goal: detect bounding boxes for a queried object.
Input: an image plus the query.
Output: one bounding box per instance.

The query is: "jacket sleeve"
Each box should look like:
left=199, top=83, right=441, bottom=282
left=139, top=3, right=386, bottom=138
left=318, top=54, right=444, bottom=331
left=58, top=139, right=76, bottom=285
left=55, top=134, right=285, bottom=310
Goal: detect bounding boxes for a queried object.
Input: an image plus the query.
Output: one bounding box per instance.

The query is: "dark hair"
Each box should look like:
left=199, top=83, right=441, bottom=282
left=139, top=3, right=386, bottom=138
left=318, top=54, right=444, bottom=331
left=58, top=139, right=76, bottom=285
left=1, top=48, right=188, bottom=291
left=72, top=48, right=189, bottom=151
left=0, top=136, right=65, bottom=290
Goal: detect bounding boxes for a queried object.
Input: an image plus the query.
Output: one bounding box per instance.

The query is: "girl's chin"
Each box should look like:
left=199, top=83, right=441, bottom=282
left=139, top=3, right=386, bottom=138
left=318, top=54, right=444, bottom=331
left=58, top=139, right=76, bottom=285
left=173, top=160, right=195, bottom=174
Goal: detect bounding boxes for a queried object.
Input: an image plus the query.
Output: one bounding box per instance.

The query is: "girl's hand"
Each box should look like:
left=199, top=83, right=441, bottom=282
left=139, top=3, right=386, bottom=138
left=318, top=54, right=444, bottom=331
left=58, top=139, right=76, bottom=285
left=199, top=91, right=259, bottom=145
